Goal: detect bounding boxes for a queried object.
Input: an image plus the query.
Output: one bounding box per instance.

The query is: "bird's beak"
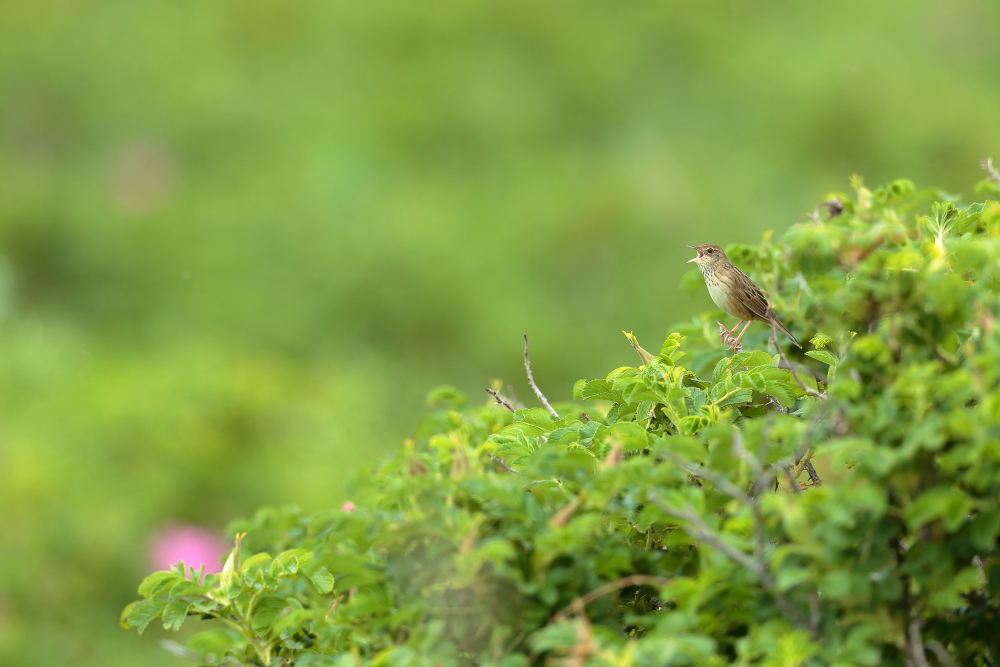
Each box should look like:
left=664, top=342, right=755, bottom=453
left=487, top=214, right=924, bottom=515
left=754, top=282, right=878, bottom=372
left=686, top=245, right=702, bottom=263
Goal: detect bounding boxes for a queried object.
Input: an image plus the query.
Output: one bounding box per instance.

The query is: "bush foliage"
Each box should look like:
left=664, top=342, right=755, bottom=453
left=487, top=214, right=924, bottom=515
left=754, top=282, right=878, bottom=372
left=124, top=173, right=1000, bottom=666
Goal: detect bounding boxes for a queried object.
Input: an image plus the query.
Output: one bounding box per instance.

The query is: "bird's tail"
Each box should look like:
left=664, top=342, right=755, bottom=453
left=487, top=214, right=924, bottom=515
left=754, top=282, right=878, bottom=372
left=768, top=312, right=802, bottom=348
left=765, top=304, right=802, bottom=350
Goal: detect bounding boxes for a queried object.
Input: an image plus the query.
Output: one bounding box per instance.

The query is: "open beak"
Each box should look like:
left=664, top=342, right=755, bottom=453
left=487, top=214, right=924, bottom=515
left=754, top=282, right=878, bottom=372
left=686, top=245, right=702, bottom=263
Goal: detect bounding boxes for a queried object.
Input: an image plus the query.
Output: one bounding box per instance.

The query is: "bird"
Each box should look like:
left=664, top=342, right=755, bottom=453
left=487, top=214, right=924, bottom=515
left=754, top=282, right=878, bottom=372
left=687, top=244, right=801, bottom=351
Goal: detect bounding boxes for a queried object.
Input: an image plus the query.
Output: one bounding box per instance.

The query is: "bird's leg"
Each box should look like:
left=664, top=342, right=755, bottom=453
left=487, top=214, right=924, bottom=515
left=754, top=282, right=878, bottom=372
left=731, top=320, right=754, bottom=348
left=718, top=320, right=744, bottom=346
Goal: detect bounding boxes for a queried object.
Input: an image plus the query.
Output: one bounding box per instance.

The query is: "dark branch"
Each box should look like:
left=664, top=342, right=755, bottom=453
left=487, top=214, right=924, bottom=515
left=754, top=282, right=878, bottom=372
left=523, top=334, right=559, bottom=419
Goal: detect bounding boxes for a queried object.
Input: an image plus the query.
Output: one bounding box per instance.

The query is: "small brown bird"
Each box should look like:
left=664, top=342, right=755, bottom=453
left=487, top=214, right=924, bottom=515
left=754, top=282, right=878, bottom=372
left=687, top=244, right=801, bottom=350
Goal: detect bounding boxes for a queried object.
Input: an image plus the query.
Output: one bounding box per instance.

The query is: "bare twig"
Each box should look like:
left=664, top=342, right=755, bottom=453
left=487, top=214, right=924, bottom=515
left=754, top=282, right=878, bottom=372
left=486, top=387, right=516, bottom=413
left=550, top=575, right=673, bottom=624
left=983, top=158, right=1000, bottom=188
left=524, top=334, right=559, bottom=419
left=488, top=454, right=520, bottom=474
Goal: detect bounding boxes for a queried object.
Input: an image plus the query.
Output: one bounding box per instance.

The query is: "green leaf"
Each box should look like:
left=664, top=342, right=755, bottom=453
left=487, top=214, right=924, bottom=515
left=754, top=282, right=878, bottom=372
left=809, top=332, right=834, bottom=349
left=603, top=403, right=621, bottom=425
left=426, top=385, right=466, bottom=409
left=161, top=601, right=191, bottom=632
left=711, top=357, right=733, bottom=386
left=609, top=421, right=650, bottom=449
left=715, top=389, right=753, bottom=408
left=240, top=552, right=273, bottom=572
left=124, top=598, right=168, bottom=634
left=732, top=350, right=775, bottom=368
left=573, top=379, right=622, bottom=402
left=308, top=567, right=335, bottom=595
left=251, top=597, right=295, bottom=637
left=968, top=511, right=1000, bottom=550
left=804, top=350, right=838, bottom=367
left=137, top=571, right=181, bottom=598
left=904, top=487, right=974, bottom=532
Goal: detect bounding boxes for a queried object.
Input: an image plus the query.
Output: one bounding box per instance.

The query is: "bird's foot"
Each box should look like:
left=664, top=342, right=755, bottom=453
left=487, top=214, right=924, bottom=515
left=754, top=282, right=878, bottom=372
left=717, top=322, right=743, bottom=354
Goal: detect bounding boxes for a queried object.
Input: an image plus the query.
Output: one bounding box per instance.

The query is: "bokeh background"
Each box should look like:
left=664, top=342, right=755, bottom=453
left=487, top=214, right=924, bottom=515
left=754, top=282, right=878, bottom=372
left=1, top=1, right=998, bottom=664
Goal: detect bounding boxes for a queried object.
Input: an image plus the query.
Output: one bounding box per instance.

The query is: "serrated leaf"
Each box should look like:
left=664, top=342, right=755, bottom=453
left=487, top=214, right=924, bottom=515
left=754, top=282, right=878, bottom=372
left=764, top=382, right=795, bottom=408
left=805, top=350, right=838, bottom=367
left=162, top=601, right=191, bottom=632
left=241, top=552, right=273, bottom=572
left=307, top=567, right=335, bottom=595
left=137, top=571, right=181, bottom=598
left=604, top=403, right=620, bottom=426
left=732, top=350, right=775, bottom=368
left=809, top=332, right=834, bottom=349
left=251, top=597, right=294, bottom=638
left=574, top=379, right=622, bottom=402
left=904, top=487, right=974, bottom=532
left=716, top=389, right=754, bottom=408
left=711, top=357, right=732, bottom=386
left=125, top=598, right=168, bottom=634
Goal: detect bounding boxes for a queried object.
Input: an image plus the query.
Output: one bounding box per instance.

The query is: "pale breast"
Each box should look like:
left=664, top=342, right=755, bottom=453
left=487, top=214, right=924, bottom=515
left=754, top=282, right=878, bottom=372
left=706, top=276, right=742, bottom=318
left=703, top=265, right=763, bottom=321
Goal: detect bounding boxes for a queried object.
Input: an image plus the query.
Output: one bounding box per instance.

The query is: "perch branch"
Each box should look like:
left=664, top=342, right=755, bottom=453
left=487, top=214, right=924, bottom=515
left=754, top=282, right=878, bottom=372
left=524, top=334, right=559, bottom=419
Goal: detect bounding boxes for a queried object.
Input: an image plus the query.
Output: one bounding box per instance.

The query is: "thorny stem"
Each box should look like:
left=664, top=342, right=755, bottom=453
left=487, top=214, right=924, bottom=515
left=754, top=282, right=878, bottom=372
left=524, top=334, right=560, bottom=419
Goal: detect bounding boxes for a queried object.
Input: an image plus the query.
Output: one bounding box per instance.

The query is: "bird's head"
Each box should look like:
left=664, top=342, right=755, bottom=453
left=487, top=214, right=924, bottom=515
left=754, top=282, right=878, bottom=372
left=687, top=244, right=727, bottom=266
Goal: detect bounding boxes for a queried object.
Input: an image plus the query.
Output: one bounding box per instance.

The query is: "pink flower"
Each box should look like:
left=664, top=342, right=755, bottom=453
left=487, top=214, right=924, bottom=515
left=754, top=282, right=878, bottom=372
left=340, top=501, right=356, bottom=512
left=149, top=524, right=227, bottom=574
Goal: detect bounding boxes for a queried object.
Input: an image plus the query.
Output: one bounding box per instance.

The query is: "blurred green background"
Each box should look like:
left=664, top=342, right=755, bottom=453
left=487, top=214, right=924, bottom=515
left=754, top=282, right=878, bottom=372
left=1, top=1, right=998, bottom=664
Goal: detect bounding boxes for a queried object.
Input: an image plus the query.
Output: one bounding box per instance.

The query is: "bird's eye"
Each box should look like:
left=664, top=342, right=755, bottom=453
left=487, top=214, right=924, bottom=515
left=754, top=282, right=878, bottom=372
left=706, top=248, right=713, bottom=254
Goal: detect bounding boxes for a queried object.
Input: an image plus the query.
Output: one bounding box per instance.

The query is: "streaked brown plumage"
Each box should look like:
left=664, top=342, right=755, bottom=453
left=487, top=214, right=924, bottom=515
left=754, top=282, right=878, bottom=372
left=687, top=244, right=801, bottom=350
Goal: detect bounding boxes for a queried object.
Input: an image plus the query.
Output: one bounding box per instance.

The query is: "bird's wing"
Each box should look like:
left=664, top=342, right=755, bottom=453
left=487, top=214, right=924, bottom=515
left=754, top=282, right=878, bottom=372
left=738, top=269, right=772, bottom=321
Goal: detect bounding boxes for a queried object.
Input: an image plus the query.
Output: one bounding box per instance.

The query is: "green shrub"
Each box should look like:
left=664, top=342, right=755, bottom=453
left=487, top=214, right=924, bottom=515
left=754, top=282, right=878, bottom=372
left=124, top=172, right=1000, bottom=666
